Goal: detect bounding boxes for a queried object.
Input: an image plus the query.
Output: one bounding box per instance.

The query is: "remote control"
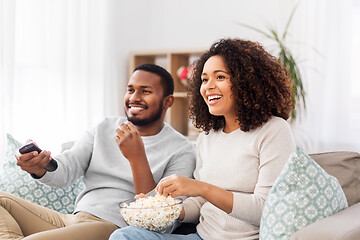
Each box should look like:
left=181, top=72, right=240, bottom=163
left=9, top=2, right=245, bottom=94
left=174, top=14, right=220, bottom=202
left=19, top=143, right=58, bottom=172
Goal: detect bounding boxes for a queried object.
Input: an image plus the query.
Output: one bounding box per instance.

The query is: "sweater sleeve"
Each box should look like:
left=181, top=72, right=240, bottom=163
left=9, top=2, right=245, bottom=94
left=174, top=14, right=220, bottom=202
left=145, top=129, right=197, bottom=196
left=38, top=127, right=94, bottom=188
left=182, top=196, right=207, bottom=223
left=229, top=118, right=296, bottom=225
left=181, top=134, right=206, bottom=223
left=161, top=143, right=196, bottom=180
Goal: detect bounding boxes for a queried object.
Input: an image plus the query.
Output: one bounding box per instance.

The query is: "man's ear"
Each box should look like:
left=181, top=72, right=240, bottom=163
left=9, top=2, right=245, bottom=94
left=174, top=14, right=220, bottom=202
left=163, top=95, right=174, bottom=110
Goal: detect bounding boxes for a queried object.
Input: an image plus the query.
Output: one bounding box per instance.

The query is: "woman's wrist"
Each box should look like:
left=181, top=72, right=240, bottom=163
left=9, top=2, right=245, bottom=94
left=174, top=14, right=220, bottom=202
left=199, top=181, right=210, bottom=199
left=198, top=181, right=234, bottom=214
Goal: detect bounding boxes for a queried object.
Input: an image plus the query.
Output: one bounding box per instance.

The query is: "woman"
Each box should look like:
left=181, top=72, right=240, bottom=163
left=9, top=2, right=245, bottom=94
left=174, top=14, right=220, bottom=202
left=110, top=38, right=296, bottom=239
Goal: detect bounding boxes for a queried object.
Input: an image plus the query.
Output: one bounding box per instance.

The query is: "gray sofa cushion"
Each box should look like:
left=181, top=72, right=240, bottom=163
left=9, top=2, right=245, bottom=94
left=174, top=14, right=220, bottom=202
left=310, top=152, right=360, bottom=206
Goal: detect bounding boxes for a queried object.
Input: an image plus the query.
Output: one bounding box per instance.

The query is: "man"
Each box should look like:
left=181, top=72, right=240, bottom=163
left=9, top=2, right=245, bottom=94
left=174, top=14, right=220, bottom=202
left=0, top=64, right=196, bottom=240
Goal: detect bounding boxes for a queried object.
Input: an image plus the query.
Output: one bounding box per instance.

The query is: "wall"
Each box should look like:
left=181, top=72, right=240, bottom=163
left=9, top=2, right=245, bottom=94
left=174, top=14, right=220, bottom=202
left=1, top=0, right=358, bottom=165
left=105, top=0, right=360, bottom=153
left=1, top=0, right=297, bottom=163
left=106, top=0, right=295, bottom=116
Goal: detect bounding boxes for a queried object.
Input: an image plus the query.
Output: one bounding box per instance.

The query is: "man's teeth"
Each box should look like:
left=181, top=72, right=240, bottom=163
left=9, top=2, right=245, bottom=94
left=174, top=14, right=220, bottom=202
left=130, top=106, right=144, bottom=110
left=208, top=95, right=222, bottom=101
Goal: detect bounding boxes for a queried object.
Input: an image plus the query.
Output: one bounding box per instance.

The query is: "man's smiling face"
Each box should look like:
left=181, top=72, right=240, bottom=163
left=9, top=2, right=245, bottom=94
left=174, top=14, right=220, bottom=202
left=124, top=70, right=165, bottom=126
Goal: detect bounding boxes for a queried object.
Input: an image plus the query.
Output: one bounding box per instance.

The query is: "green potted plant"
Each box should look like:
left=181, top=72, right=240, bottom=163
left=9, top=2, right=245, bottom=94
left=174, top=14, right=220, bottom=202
left=239, top=5, right=305, bottom=121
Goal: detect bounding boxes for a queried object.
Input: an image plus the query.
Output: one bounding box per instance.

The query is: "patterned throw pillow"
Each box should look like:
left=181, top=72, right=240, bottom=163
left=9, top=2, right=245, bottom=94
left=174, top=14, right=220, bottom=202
left=260, top=146, right=348, bottom=240
left=0, top=134, right=84, bottom=214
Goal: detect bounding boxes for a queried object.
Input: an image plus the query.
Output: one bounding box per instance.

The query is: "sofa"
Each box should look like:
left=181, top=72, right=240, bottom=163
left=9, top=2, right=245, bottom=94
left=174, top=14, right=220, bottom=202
left=1, top=134, right=360, bottom=239
left=290, top=151, right=360, bottom=239
left=174, top=151, right=360, bottom=239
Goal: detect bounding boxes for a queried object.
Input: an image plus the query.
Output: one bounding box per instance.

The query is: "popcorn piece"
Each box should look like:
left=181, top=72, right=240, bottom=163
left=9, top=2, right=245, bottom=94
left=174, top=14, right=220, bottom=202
left=120, top=194, right=182, bottom=232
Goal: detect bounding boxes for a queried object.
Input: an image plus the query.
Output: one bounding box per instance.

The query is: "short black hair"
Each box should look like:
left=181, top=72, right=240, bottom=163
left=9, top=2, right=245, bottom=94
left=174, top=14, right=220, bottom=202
left=134, top=64, right=174, bottom=96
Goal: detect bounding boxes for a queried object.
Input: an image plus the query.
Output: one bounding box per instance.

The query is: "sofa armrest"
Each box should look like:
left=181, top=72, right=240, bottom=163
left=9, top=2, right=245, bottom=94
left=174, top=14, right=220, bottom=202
left=291, top=202, right=360, bottom=240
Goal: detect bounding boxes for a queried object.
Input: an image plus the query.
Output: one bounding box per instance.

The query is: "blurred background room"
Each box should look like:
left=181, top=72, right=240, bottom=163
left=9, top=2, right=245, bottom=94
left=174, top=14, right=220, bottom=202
left=1, top=0, right=359, bottom=160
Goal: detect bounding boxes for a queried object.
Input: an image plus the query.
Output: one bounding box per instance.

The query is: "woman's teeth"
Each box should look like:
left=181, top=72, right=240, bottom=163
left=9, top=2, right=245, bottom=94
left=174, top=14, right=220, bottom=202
left=208, top=95, right=222, bottom=102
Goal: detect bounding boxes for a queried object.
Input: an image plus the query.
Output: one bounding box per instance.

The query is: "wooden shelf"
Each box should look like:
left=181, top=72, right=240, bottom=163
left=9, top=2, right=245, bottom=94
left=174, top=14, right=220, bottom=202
left=129, top=49, right=205, bottom=138
left=173, top=92, right=187, bottom=98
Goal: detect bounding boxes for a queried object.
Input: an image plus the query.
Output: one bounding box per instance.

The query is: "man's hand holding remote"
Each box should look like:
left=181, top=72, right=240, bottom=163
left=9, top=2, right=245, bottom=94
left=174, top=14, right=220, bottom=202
left=16, top=141, right=57, bottom=178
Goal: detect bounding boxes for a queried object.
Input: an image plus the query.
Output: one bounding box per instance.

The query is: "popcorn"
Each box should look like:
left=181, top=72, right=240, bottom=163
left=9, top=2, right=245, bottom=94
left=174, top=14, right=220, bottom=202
left=120, top=194, right=182, bottom=232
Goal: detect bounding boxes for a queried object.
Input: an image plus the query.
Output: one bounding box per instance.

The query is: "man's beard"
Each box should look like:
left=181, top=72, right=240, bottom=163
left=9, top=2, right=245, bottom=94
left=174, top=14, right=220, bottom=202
left=125, top=101, right=164, bottom=126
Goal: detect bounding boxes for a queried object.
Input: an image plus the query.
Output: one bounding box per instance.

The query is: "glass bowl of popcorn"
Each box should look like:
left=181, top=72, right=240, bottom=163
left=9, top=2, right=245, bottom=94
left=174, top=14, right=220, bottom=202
left=120, top=194, right=183, bottom=232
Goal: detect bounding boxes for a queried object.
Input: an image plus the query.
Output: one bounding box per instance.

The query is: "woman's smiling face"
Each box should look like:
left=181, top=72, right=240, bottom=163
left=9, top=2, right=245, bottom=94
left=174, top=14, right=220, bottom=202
left=200, top=55, right=236, bottom=120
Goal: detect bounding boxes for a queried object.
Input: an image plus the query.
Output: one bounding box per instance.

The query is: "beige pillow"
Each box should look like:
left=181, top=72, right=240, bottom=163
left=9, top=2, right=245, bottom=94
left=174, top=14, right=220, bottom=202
left=310, top=152, right=360, bottom=206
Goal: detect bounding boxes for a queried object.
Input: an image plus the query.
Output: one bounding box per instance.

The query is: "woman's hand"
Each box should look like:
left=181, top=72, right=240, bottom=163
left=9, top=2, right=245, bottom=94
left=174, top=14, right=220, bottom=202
left=156, top=174, right=205, bottom=198
left=158, top=174, right=234, bottom=214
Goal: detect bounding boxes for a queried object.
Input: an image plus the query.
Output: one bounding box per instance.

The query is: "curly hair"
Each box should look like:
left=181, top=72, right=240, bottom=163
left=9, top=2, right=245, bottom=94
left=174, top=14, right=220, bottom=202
left=188, top=38, right=293, bottom=133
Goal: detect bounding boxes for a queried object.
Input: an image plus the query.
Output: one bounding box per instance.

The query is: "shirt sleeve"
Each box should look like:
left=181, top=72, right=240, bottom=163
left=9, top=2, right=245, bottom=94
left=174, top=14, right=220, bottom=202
left=229, top=119, right=296, bottom=225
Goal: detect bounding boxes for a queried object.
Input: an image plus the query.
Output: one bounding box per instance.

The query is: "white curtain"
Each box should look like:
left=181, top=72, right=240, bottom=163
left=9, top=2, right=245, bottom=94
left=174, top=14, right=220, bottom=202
left=1, top=0, right=359, bottom=159
left=290, top=0, right=360, bottom=153
left=0, top=0, right=113, bottom=157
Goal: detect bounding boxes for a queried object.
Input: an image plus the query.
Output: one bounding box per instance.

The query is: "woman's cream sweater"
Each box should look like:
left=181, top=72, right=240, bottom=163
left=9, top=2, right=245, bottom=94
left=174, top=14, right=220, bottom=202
left=183, top=117, right=296, bottom=240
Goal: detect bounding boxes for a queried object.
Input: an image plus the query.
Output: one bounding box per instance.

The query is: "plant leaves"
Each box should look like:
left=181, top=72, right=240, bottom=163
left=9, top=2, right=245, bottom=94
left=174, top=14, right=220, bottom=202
left=283, top=1, right=300, bottom=40
left=237, top=22, right=274, bottom=40
left=236, top=2, right=312, bottom=121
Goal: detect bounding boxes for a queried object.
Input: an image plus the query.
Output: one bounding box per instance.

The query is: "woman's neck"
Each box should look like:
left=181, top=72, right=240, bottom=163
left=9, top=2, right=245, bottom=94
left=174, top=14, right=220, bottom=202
left=223, top=115, right=239, bottom=133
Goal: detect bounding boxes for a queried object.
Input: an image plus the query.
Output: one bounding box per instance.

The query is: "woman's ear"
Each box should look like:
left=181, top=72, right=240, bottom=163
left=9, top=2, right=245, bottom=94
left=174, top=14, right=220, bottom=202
left=163, top=95, right=174, bottom=110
